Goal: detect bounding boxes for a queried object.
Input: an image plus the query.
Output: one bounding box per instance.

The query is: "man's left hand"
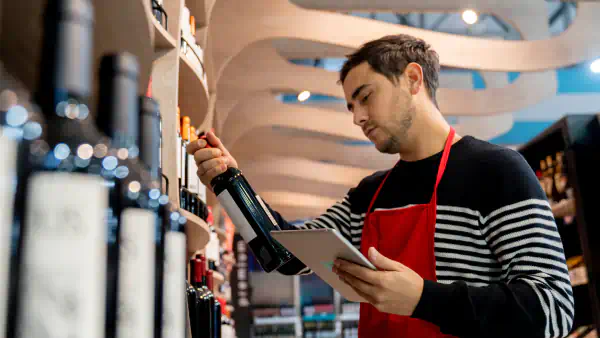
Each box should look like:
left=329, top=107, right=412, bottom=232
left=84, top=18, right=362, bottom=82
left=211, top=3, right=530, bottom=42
left=333, top=247, right=424, bottom=316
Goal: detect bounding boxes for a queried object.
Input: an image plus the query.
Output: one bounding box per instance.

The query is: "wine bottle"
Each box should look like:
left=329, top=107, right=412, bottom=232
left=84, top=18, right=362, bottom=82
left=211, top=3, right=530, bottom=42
left=176, top=107, right=183, bottom=191
left=188, top=126, right=200, bottom=216
left=207, top=270, right=222, bottom=338
left=206, top=140, right=293, bottom=271
left=187, top=258, right=199, bottom=338
left=194, top=255, right=214, bottom=338
left=138, top=96, right=171, bottom=338
left=161, top=210, right=187, bottom=338
left=0, top=89, right=35, bottom=338
left=96, top=54, right=160, bottom=338
left=180, top=115, right=191, bottom=210
left=13, top=2, right=110, bottom=338
left=151, top=0, right=167, bottom=29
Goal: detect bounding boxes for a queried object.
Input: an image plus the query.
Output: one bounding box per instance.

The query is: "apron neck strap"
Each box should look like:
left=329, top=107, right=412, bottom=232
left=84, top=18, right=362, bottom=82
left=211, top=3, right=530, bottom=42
left=432, top=127, right=455, bottom=195
left=365, top=127, right=456, bottom=216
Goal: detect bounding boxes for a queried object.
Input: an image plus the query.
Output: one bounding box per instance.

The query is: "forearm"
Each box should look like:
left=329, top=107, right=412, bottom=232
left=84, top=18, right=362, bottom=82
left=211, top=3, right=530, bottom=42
left=412, top=280, right=547, bottom=338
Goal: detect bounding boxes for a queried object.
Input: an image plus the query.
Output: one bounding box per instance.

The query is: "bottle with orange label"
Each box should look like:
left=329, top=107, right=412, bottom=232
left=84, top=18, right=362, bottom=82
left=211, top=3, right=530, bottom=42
left=180, top=115, right=191, bottom=210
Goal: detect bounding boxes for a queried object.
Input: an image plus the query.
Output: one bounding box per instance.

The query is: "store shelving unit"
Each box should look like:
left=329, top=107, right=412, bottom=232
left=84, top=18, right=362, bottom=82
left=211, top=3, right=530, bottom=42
left=179, top=208, right=211, bottom=251
left=153, top=18, right=177, bottom=51
left=518, top=114, right=600, bottom=333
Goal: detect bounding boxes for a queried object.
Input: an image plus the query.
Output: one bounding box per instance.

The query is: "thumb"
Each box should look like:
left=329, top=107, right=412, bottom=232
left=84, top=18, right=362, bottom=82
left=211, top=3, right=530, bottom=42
left=368, top=247, right=401, bottom=271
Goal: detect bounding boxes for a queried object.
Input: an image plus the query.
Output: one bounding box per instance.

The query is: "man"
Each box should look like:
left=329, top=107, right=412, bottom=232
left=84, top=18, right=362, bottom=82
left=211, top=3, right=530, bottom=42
left=188, top=35, right=574, bottom=338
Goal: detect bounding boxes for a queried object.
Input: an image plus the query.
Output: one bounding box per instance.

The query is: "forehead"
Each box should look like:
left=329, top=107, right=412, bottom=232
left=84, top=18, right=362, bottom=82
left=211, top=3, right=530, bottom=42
left=342, top=62, right=377, bottom=100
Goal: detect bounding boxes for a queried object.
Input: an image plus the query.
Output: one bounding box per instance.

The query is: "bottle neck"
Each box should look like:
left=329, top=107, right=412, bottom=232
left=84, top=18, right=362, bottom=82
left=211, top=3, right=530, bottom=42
left=37, top=0, right=94, bottom=121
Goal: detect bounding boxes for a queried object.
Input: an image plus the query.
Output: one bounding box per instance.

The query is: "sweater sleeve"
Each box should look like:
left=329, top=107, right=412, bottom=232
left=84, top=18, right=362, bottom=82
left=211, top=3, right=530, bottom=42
left=265, top=194, right=356, bottom=276
left=412, top=148, right=574, bottom=338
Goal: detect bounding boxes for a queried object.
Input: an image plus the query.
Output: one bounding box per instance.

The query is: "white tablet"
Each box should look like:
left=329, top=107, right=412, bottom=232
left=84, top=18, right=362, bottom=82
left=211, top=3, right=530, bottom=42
left=270, top=228, right=376, bottom=303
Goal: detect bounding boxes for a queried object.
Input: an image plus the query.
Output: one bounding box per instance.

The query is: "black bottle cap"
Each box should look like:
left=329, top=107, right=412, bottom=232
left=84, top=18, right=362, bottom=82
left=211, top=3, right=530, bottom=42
left=96, top=53, right=140, bottom=147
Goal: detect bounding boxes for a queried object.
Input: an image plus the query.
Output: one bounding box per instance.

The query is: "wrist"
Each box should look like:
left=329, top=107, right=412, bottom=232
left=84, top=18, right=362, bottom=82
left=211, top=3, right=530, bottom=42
left=411, top=280, right=454, bottom=324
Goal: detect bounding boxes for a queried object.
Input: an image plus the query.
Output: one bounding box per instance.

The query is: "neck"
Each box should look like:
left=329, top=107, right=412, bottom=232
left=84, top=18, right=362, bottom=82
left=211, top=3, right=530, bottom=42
left=398, top=103, right=460, bottom=162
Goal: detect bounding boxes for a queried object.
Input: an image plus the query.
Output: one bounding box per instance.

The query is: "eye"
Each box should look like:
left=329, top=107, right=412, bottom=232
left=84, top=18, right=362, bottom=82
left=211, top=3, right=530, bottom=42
left=361, top=93, right=371, bottom=104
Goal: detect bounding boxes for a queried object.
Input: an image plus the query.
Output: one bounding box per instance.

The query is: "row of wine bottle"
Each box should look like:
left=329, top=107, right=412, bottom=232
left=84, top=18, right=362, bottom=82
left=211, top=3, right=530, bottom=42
left=0, top=1, right=189, bottom=338
left=2, top=0, right=302, bottom=337
left=187, top=254, right=222, bottom=338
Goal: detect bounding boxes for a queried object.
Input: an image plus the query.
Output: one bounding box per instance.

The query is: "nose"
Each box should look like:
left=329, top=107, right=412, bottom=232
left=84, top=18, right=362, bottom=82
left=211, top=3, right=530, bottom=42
left=353, top=106, right=368, bottom=127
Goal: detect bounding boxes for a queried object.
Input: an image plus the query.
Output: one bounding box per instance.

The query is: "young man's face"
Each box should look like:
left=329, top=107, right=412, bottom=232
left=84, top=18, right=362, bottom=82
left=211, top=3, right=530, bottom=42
left=342, top=62, right=416, bottom=155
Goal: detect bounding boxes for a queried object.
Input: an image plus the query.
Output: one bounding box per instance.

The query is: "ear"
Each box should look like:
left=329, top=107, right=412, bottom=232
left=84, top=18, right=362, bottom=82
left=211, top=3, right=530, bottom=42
left=404, top=63, right=424, bottom=96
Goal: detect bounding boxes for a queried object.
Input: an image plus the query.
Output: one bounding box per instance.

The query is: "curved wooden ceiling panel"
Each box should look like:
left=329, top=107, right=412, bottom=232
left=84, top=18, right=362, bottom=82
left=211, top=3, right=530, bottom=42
left=220, top=92, right=365, bottom=147
left=217, top=42, right=556, bottom=123
left=241, top=155, right=373, bottom=187
left=208, top=0, right=600, bottom=89
left=231, top=127, right=397, bottom=170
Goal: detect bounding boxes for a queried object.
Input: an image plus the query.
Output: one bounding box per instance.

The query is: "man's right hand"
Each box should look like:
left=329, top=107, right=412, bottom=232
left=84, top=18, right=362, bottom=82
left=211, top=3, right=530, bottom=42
left=186, top=131, right=239, bottom=189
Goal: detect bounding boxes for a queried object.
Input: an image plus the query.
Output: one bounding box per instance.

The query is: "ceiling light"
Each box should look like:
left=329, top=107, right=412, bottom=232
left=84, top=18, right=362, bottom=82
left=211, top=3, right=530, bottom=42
left=298, top=91, right=311, bottom=102
left=462, top=9, right=478, bottom=25
left=591, top=59, right=600, bottom=73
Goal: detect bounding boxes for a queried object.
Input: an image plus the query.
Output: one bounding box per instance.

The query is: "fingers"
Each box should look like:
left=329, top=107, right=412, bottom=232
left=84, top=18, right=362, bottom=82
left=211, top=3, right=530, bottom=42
left=334, top=259, right=381, bottom=285
left=193, top=147, right=222, bottom=164
left=186, top=138, right=207, bottom=155
left=206, top=131, right=231, bottom=156
left=368, top=247, right=402, bottom=271
left=198, top=162, right=228, bottom=183
left=337, top=270, right=377, bottom=300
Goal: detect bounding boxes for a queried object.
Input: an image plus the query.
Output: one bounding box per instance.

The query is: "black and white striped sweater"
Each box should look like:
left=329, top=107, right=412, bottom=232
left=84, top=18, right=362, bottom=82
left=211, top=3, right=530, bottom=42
left=269, top=136, right=574, bottom=338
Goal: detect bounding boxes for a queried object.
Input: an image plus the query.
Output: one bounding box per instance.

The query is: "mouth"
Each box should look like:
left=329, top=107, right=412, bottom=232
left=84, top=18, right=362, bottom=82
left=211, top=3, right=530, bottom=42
left=365, top=127, right=375, bottom=138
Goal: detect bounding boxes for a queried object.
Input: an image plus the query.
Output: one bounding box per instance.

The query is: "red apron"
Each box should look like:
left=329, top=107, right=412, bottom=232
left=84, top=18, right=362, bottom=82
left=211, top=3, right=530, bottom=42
left=358, top=128, right=457, bottom=338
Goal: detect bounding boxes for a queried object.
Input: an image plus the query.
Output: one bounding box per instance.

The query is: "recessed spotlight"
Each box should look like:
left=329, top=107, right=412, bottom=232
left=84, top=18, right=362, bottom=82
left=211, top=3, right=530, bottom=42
left=591, top=59, right=600, bottom=73
left=298, top=91, right=311, bottom=102
left=462, top=9, right=478, bottom=25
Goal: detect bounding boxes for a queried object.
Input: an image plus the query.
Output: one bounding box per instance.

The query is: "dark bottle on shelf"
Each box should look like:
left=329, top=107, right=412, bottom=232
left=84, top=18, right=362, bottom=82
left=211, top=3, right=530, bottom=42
left=187, top=258, right=200, bottom=338
left=0, top=87, right=46, bottom=338
left=162, top=209, right=187, bottom=338
left=194, top=255, right=214, bottom=338
left=207, top=270, right=222, bottom=338
left=11, top=1, right=111, bottom=337
left=208, top=153, right=293, bottom=272
left=95, top=53, right=161, bottom=338
left=139, top=96, right=172, bottom=338
left=180, top=115, right=191, bottom=210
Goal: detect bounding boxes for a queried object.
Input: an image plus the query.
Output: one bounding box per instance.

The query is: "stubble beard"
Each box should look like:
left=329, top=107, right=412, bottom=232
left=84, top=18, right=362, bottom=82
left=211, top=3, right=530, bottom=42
left=378, top=103, right=415, bottom=154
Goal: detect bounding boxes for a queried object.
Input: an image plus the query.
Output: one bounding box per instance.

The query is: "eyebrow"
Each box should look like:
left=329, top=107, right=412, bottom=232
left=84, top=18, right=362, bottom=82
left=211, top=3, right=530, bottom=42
left=346, top=84, right=371, bottom=111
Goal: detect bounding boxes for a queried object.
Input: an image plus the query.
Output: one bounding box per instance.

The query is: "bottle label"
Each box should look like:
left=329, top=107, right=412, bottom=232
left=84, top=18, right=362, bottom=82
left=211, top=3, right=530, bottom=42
left=256, top=195, right=280, bottom=230
left=206, top=232, right=220, bottom=263
left=162, top=231, right=186, bottom=338
left=187, top=154, right=199, bottom=194
left=217, top=189, right=257, bottom=243
left=0, top=133, right=17, bottom=334
left=17, top=172, right=108, bottom=338
left=116, top=208, right=156, bottom=338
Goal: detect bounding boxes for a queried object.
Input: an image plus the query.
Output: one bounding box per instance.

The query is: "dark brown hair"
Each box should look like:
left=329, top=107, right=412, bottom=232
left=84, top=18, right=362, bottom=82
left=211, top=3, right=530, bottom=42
left=339, top=34, right=441, bottom=106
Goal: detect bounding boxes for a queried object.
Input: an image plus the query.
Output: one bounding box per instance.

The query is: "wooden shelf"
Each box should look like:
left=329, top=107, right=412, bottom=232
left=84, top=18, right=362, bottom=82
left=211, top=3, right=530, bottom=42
left=180, top=208, right=210, bottom=252
left=178, top=52, right=209, bottom=127
left=152, top=18, right=177, bottom=50
left=213, top=271, right=225, bottom=286
left=0, top=0, right=153, bottom=115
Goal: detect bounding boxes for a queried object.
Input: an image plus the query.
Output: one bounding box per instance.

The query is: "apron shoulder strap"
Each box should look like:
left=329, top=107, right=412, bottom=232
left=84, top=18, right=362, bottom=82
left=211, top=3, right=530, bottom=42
left=431, top=127, right=456, bottom=199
